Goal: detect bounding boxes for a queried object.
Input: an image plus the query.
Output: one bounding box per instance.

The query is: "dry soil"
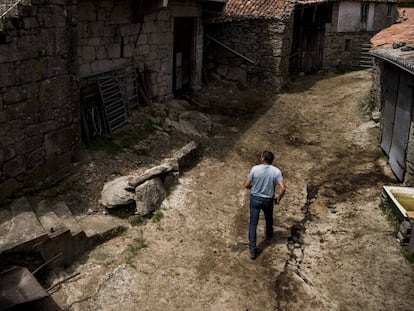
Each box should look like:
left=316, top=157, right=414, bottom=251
left=49, top=70, right=414, bottom=311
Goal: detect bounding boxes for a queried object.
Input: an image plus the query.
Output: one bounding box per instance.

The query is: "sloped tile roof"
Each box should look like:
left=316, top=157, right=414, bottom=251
left=224, top=0, right=294, bottom=19
left=371, top=8, right=414, bottom=74
left=371, top=8, right=414, bottom=49
left=207, top=0, right=398, bottom=23
left=207, top=0, right=296, bottom=22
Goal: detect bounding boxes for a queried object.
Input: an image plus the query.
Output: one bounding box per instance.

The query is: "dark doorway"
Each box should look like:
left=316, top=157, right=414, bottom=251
left=173, top=17, right=195, bottom=95
left=289, top=4, right=331, bottom=74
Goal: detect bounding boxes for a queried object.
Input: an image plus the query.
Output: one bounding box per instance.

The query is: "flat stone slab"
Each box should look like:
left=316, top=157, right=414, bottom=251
left=0, top=197, right=48, bottom=253
left=35, top=200, right=69, bottom=239
left=77, top=214, right=128, bottom=244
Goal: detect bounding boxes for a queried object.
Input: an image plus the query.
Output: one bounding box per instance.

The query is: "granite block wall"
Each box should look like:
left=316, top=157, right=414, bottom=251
left=77, top=0, right=203, bottom=97
left=204, top=18, right=293, bottom=90
left=0, top=0, right=203, bottom=203
left=0, top=0, right=80, bottom=203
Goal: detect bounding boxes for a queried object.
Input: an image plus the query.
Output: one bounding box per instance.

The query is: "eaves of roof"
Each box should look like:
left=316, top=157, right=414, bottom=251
left=371, top=47, right=414, bottom=75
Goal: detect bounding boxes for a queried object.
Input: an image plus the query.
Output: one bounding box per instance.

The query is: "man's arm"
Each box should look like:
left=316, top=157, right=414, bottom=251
left=244, top=179, right=252, bottom=189
left=274, top=180, right=286, bottom=204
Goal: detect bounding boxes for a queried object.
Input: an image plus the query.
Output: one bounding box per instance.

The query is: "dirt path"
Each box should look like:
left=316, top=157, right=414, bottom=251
left=52, top=71, right=414, bottom=311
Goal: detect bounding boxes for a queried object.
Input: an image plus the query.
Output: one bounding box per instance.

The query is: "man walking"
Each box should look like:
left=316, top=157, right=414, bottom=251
left=244, top=151, right=286, bottom=259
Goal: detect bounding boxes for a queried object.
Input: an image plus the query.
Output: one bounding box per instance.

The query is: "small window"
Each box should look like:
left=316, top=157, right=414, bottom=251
left=345, top=39, right=352, bottom=52
left=361, top=3, right=369, bottom=23
left=387, top=4, right=393, bottom=17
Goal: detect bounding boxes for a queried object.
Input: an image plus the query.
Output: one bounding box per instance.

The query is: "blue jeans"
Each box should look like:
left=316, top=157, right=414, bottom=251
left=249, top=195, right=274, bottom=253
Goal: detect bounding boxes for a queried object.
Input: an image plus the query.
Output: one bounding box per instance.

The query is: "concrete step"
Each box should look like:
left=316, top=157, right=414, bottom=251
left=0, top=197, right=48, bottom=254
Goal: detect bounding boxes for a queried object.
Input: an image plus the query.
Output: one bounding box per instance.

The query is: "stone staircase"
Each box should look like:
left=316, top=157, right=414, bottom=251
left=0, top=197, right=128, bottom=269
left=354, top=42, right=374, bottom=68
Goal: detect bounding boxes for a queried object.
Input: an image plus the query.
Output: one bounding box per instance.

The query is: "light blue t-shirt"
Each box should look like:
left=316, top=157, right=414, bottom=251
left=247, top=164, right=283, bottom=199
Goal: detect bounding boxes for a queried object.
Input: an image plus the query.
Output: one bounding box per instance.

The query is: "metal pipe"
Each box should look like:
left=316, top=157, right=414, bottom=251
left=46, top=272, right=81, bottom=292
left=0, top=0, right=23, bottom=19
left=204, top=33, right=256, bottom=64
left=32, top=252, right=64, bottom=275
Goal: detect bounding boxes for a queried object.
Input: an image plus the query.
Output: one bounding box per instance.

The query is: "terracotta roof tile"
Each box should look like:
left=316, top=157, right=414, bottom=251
left=208, top=0, right=398, bottom=23
left=371, top=8, right=414, bottom=74
left=210, top=0, right=296, bottom=22
left=371, top=8, right=414, bottom=49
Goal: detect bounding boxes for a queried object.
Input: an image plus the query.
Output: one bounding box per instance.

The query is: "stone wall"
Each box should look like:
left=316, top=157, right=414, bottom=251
left=77, top=0, right=203, bottom=97
left=0, top=0, right=80, bottom=203
left=323, top=29, right=374, bottom=69
left=323, top=2, right=396, bottom=70
left=0, top=0, right=204, bottom=204
left=204, top=18, right=293, bottom=90
left=323, top=3, right=374, bottom=70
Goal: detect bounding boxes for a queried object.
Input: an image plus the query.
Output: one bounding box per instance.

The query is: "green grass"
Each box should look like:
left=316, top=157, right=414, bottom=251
left=128, top=214, right=145, bottom=226
left=125, top=231, right=147, bottom=266
left=380, top=201, right=400, bottom=231
left=152, top=210, right=164, bottom=222
left=402, top=250, right=414, bottom=263
left=128, top=238, right=148, bottom=255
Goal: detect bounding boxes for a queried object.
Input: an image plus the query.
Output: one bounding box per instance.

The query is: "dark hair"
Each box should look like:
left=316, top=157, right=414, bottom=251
left=262, top=151, right=274, bottom=164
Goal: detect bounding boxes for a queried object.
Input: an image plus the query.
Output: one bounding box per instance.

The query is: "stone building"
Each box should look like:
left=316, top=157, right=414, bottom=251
left=0, top=0, right=225, bottom=203
left=204, top=0, right=397, bottom=89
left=371, top=8, right=414, bottom=184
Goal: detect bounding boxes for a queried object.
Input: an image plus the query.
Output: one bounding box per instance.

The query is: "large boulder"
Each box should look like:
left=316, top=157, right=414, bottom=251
left=100, top=176, right=135, bottom=208
left=134, top=177, right=167, bottom=216
left=178, top=111, right=211, bottom=137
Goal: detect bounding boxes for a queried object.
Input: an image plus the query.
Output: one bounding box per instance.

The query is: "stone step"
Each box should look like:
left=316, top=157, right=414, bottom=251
left=77, top=214, right=128, bottom=247
left=34, top=200, right=70, bottom=239
left=52, top=201, right=83, bottom=237
left=0, top=197, right=48, bottom=254
left=0, top=196, right=128, bottom=269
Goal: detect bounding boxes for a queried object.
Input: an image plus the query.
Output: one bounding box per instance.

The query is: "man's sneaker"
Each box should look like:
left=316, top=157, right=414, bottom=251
left=250, top=250, right=257, bottom=260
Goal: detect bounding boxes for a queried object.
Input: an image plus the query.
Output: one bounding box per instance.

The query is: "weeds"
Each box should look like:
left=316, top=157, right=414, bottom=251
left=128, top=214, right=145, bottom=226
left=128, top=238, right=147, bottom=255
left=125, top=230, right=147, bottom=266
left=152, top=210, right=164, bottom=222
left=380, top=201, right=400, bottom=231
left=402, top=250, right=414, bottom=264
